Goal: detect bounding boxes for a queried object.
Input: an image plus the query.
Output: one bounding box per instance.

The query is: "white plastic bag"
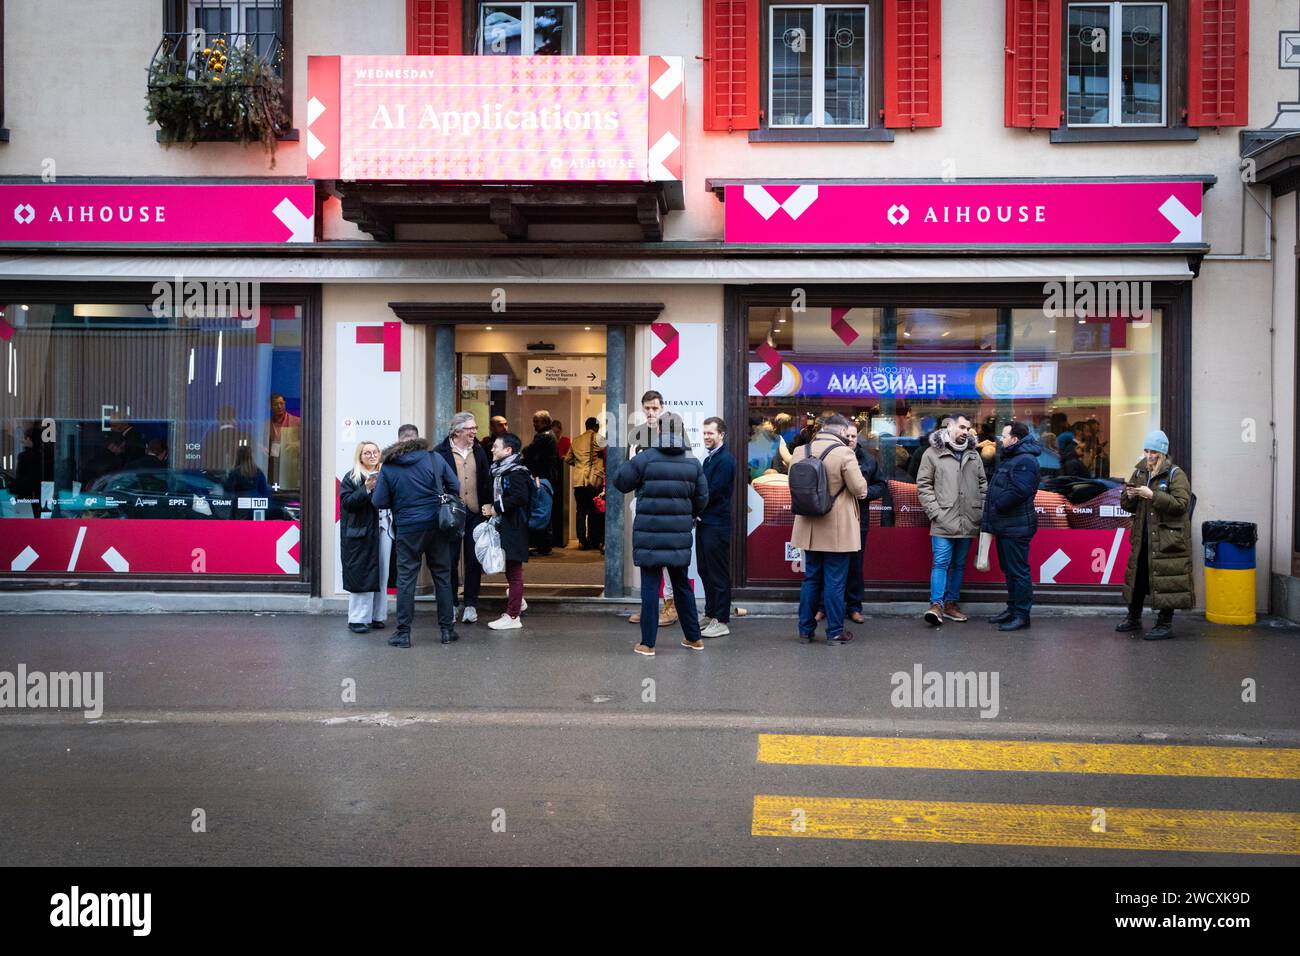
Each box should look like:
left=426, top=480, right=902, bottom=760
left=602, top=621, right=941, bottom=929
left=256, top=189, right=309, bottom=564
left=974, top=532, right=993, bottom=572
left=473, top=518, right=506, bottom=575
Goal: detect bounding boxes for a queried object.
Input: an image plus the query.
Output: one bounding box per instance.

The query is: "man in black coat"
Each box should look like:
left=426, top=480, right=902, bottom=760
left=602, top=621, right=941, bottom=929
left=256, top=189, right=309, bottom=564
left=983, top=421, right=1042, bottom=632
left=522, top=410, right=559, bottom=555
left=436, top=412, right=494, bottom=624
left=373, top=424, right=461, bottom=648
left=696, top=416, right=736, bottom=638
left=614, top=412, right=709, bottom=657
left=844, top=425, right=888, bottom=623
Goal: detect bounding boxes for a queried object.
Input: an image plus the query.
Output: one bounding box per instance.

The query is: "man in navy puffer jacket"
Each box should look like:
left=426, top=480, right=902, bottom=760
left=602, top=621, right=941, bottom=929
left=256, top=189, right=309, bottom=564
left=614, top=412, right=709, bottom=657
left=374, top=424, right=461, bottom=647
left=982, top=421, right=1042, bottom=632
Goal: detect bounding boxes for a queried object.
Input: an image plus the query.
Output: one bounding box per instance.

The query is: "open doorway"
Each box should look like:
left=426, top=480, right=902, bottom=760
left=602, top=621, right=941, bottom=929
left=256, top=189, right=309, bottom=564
left=456, top=324, right=607, bottom=596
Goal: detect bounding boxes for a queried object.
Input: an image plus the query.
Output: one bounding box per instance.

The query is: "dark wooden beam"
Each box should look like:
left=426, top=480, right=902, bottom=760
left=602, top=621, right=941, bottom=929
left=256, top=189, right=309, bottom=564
left=489, top=196, right=527, bottom=240
left=387, top=301, right=665, bottom=325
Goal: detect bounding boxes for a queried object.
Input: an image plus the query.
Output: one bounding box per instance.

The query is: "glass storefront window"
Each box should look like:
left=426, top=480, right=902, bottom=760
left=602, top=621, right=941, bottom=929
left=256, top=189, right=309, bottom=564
left=1, top=299, right=304, bottom=577
left=745, top=302, right=1162, bottom=586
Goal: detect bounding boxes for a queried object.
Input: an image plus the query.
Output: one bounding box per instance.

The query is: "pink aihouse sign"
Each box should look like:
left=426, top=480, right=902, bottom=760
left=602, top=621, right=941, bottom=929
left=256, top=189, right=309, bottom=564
left=306, top=55, right=684, bottom=183
left=724, top=180, right=1208, bottom=247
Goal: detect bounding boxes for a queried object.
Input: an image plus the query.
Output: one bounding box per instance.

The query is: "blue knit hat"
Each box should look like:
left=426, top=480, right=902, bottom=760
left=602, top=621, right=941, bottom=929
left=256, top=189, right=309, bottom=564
left=1142, top=430, right=1169, bottom=454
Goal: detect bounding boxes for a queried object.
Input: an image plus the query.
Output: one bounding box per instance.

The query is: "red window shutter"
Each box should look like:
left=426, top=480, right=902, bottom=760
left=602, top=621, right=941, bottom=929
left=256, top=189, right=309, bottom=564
left=883, top=0, right=942, bottom=128
left=1188, top=0, right=1249, bottom=126
left=585, top=1, right=641, bottom=55
left=1003, top=0, right=1060, bottom=129
left=703, top=0, right=759, bottom=131
left=406, top=0, right=462, bottom=55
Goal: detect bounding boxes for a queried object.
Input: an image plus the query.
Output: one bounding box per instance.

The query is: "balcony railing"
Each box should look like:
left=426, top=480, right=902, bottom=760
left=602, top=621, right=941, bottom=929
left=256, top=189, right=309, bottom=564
left=146, top=32, right=290, bottom=161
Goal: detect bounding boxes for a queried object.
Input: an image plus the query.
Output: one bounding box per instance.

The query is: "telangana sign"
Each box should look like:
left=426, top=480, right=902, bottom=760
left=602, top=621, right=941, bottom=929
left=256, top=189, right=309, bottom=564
left=307, top=55, right=684, bottom=182
left=725, top=181, right=1206, bottom=246
left=0, top=183, right=315, bottom=244
left=749, top=359, right=1059, bottom=400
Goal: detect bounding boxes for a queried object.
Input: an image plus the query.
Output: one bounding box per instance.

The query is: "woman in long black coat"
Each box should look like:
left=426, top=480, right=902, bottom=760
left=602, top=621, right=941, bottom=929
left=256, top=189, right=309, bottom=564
left=340, top=441, right=391, bottom=634
left=482, top=432, right=533, bottom=630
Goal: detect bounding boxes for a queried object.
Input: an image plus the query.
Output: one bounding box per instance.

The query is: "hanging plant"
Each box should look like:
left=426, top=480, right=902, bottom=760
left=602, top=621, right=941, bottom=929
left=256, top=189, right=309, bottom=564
left=146, top=35, right=289, bottom=167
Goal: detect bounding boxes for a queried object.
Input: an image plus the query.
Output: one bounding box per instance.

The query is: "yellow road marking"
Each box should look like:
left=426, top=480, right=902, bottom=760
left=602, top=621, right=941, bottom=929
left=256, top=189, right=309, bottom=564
left=757, top=734, right=1300, bottom=780
left=752, top=795, right=1300, bottom=855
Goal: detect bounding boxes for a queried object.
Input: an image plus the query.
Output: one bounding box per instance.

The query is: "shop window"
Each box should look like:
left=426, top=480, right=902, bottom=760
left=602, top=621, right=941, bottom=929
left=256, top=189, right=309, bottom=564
left=1066, top=3, right=1166, bottom=127
left=1, top=298, right=306, bottom=579
left=476, top=2, right=578, bottom=54
left=744, top=302, right=1162, bottom=587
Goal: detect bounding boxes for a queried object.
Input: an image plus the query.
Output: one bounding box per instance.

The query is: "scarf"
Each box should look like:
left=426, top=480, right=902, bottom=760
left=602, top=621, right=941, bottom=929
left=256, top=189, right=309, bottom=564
left=490, top=452, right=528, bottom=508
left=940, top=431, right=970, bottom=454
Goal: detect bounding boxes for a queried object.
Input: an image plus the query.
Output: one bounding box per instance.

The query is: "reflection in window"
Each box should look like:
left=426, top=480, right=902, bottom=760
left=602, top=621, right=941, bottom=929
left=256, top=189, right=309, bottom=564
left=744, top=302, right=1162, bottom=584
left=480, top=2, right=576, bottom=55
left=0, top=300, right=303, bottom=527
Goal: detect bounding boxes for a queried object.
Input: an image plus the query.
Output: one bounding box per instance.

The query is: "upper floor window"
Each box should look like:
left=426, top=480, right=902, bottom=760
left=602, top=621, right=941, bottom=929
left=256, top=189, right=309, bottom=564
left=768, top=4, right=868, bottom=128
left=188, top=0, right=284, bottom=68
left=477, top=3, right=577, bottom=55
left=1066, top=2, right=1166, bottom=127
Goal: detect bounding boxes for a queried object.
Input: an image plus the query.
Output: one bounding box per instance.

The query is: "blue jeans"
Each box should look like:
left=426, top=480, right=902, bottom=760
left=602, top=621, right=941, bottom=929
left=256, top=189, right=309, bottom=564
left=929, top=536, right=972, bottom=605
left=799, top=551, right=851, bottom=638
left=995, top=536, right=1033, bottom=617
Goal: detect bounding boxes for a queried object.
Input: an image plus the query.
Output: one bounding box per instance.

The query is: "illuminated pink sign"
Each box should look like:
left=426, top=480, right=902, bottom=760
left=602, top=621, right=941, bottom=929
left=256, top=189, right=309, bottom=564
left=307, top=55, right=684, bottom=183
left=0, top=183, right=315, bottom=244
left=725, top=181, right=1206, bottom=246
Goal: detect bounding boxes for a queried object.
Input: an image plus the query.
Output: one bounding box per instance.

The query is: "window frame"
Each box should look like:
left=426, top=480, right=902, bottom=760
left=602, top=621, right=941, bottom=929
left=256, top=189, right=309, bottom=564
left=753, top=0, right=889, bottom=143
left=163, top=0, right=296, bottom=141
left=1065, top=1, right=1167, bottom=129
left=0, top=0, right=9, bottom=142
left=1052, top=0, right=1193, bottom=143
left=465, top=1, right=584, bottom=56
left=766, top=3, right=869, bottom=131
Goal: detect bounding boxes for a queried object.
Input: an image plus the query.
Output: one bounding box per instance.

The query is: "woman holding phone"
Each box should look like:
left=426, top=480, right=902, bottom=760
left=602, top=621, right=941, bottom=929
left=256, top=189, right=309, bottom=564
left=340, top=441, right=392, bottom=634
left=1116, top=430, right=1193, bottom=640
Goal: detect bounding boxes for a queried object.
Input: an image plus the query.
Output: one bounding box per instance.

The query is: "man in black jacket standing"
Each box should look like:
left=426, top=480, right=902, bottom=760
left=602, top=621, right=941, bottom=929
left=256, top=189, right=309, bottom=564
left=436, top=411, right=493, bottom=625
left=374, top=423, right=462, bottom=648
left=522, top=410, right=559, bottom=556
left=614, top=412, right=709, bottom=657
left=843, top=420, right=888, bottom=624
left=697, top=416, right=735, bottom=638
left=983, top=421, right=1042, bottom=632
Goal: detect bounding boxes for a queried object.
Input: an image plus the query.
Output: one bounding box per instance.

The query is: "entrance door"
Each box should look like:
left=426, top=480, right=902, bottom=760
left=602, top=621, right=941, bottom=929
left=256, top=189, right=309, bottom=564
left=456, top=325, right=608, bottom=596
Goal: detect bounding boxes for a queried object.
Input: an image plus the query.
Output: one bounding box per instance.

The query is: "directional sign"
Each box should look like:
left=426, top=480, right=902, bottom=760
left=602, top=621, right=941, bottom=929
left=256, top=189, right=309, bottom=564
left=526, top=359, right=604, bottom=387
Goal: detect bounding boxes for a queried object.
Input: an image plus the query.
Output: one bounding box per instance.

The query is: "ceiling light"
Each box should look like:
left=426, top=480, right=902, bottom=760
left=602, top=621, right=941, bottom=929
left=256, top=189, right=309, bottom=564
left=485, top=326, right=493, bottom=331
left=940, top=330, right=950, bottom=337
left=1077, top=319, right=1086, bottom=325
left=20, top=304, right=29, bottom=311
left=583, top=326, right=591, bottom=331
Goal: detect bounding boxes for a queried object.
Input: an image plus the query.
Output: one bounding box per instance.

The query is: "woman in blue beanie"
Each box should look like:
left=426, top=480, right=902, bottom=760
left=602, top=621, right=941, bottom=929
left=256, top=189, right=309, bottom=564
left=1116, top=430, right=1193, bottom=639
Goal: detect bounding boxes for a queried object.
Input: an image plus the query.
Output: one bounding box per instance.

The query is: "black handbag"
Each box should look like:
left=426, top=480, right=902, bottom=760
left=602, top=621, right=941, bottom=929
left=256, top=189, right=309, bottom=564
left=432, top=451, right=467, bottom=537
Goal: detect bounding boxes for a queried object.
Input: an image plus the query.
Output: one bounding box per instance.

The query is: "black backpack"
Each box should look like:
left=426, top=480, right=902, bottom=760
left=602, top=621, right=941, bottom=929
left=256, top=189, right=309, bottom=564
left=789, top=441, right=843, bottom=516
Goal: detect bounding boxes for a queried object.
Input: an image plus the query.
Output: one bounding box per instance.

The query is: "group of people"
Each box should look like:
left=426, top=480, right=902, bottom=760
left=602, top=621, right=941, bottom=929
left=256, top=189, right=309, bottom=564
left=339, top=398, right=1194, bottom=651
left=790, top=412, right=1193, bottom=643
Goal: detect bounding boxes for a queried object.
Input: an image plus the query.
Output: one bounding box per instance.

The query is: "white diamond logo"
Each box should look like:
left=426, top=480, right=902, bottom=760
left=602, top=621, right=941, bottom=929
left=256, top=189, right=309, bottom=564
left=886, top=203, right=910, bottom=226
left=13, top=203, right=35, bottom=225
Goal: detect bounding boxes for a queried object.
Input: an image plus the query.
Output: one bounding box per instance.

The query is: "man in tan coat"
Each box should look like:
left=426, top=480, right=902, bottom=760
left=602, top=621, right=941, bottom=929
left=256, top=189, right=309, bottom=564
left=916, top=414, right=987, bottom=626
left=792, top=415, right=869, bottom=645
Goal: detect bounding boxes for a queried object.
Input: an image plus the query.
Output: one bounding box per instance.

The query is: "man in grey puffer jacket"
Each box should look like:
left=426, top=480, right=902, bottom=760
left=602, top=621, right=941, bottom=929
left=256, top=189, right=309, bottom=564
left=916, top=414, right=987, bottom=627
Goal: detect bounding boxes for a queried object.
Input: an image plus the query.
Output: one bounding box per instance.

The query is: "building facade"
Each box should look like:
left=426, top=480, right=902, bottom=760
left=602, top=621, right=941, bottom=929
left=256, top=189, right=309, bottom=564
left=0, top=0, right=1295, bottom=614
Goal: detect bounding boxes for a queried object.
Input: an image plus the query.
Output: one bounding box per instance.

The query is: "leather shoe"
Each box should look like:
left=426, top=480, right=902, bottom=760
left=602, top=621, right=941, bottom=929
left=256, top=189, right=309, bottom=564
left=348, top=622, right=370, bottom=634
left=826, top=630, right=855, bottom=645
left=849, top=611, right=865, bottom=623
left=987, top=609, right=1014, bottom=625
left=440, top=629, right=460, bottom=645
left=998, top=616, right=1031, bottom=632
left=1144, top=621, right=1175, bottom=640
left=388, top=632, right=410, bottom=648
left=1115, top=616, right=1143, bottom=633
left=797, top=632, right=816, bottom=644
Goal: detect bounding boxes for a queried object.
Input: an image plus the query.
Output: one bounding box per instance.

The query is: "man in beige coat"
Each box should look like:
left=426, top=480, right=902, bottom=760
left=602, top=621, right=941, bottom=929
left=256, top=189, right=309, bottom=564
left=916, top=414, right=987, bottom=626
left=792, top=415, right=869, bottom=645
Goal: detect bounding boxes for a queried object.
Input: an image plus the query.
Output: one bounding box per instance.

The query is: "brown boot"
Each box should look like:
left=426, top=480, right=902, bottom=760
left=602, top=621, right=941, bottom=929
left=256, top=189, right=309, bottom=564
left=942, top=601, right=969, bottom=622
left=659, top=601, right=678, bottom=627
left=628, top=611, right=641, bottom=623
left=924, top=603, right=945, bottom=626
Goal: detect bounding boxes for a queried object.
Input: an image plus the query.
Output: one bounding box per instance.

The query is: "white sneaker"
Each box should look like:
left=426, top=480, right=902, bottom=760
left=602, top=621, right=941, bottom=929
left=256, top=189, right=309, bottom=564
left=520, top=598, right=528, bottom=613
left=701, top=621, right=730, bottom=638
left=487, top=614, right=522, bottom=630
left=699, top=616, right=716, bottom=631
left=462, top=606, right=478, bottom=623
